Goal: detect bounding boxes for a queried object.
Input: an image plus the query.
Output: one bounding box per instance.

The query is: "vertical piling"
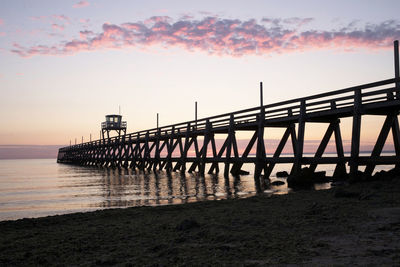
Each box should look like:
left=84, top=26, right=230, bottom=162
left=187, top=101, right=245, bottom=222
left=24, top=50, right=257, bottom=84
left=350, top=89, right=362, bottom=178
left=254, top=82, right=265, bottom=192
left=195, top=101, right=198, bottom=129
left=291, top=100, right=306, bottom=176
left=395, top=40, right=399, bottom=98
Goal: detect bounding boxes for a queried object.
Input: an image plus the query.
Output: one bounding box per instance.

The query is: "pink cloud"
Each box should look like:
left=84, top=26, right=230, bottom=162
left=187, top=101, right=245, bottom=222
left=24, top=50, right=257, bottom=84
left=52, top=24, right=65, bottom=31
left=79, top=18, right=90, bottom=24
left=73, top=1, right=89, bottom=8
left=52, top=15, right=70, bottom=24
left=0, top=32, right=6, bottom=37
left=10, top=16, right=400, bottom=58
left=0, top=18, right=3, bottom=25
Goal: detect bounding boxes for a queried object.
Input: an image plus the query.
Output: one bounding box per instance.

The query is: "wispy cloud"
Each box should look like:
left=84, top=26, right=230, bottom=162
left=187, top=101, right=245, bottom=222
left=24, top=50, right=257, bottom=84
left=0, top=18, right=4, bottom=25
left=52, top=24, right=65, bottom=31
left=30, top=15, right=47, bottom=21
left=52, top=15, right=70, bottom=24
left=11, top=16, right=400, bottom=58
left=73, top=1, right=89, bottom=9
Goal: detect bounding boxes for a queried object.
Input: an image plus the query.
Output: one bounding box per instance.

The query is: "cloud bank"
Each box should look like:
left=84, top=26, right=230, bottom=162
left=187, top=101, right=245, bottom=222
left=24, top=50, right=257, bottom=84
left=11, top=16, right=400, bottom=58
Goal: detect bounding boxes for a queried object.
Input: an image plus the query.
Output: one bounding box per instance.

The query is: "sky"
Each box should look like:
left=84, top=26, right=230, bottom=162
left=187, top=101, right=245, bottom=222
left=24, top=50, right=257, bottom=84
left=0, top=0, right=400, bottom=153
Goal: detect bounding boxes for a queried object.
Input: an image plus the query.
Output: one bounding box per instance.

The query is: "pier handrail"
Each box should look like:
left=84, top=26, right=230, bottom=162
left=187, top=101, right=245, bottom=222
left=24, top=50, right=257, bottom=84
left=61, top=77, right=399, bottom=151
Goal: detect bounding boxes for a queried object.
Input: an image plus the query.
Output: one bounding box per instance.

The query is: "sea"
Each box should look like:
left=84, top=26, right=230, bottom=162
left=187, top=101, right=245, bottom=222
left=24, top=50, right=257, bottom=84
left=0, top=154, right=395, bottom=221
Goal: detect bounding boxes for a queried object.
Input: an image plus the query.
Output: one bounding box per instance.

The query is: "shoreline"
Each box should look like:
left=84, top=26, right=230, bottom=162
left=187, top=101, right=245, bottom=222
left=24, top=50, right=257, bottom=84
left=1, top=175, right=400, bottom=265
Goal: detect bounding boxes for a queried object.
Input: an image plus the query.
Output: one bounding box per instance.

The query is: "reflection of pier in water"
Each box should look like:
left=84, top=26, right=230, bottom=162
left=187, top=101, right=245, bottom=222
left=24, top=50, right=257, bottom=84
left=94, top=169, right=256, bottom=208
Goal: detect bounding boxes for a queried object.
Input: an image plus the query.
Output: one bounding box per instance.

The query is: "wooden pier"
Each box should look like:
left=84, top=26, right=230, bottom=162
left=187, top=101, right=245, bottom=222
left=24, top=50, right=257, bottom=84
left=58, top=41, right=400, bottom=189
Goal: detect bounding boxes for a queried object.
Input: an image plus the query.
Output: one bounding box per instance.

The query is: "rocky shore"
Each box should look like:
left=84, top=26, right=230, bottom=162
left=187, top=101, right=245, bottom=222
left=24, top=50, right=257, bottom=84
left=1, top=172, right=399, bottom=266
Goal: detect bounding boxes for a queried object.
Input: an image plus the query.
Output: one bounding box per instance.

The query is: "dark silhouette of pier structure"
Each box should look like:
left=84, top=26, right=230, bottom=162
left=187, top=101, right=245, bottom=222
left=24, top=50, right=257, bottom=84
left=58, top=41, right=400, bottom=190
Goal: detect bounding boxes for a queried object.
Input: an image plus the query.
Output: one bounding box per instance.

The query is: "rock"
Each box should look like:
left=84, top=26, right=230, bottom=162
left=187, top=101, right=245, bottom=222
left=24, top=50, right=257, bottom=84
left=175, top=218, right=199, bottom=231
left=287, top=167, right=329, bottom=188
left=276, top=171, right=289, bottom=178
left=271, top=180, right=285, bottom=186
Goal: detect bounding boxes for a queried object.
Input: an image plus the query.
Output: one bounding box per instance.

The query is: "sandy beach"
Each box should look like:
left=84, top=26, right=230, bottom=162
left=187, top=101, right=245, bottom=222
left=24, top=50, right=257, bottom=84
left=0, top=173, right=399, bottom=266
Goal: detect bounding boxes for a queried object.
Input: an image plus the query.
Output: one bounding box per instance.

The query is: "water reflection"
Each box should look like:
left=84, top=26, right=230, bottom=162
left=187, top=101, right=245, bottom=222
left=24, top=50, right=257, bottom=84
left=77, top=166, right=260, bottom=209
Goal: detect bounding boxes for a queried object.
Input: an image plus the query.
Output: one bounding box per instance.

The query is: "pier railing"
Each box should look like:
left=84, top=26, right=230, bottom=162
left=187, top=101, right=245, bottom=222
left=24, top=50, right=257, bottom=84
left=60, top=77, right=399, bottom=148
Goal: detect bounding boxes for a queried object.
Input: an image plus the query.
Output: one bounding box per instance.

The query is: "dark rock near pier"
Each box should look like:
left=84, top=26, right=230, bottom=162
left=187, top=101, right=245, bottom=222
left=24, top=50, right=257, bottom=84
left=276, top=171, right=289, bottom=178
left=271, top=180, right=285, bottom=186
left=238, top=170, right=250, bottom=175
left=287, top=167, right=329, bottom=188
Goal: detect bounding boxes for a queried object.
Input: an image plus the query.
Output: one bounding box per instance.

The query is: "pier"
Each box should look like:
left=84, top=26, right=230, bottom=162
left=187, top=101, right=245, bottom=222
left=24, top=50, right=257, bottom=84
left=58, top=41, right=400, bottom=189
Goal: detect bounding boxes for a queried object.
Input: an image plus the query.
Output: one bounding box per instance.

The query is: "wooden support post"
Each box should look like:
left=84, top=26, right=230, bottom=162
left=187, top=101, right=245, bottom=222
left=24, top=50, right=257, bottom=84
left=309, top=121, right=336, bottom=173
left=175, top=123, right=191, bottom=172
left=199, top=120, right=211, bottom=175
left=333, top=120, right=347, bottom=178
left=141, top=132, right=150, bottom=170
left=231, top=131, right=257, bottom=175
left=365, top=114, right=395, bottom=176
left=254, top=114, right=265, bottom=192
left=264, top=125, right=292, bottom=179
left=392, top=116, right=400, bottom=169
left=224, top=115, right=235, bottom=178
left=208, top=135, right=227, bottom=174
left=153, top=129, right=161, bottom=171
left=291, top=100, right=306, bottom=175
left=165, top=126, right=175, bottom=172
left=123, top=135, right=131, bottom=168
left=195, top=101, right=198, bottom=129
left=350, top=89, right=362, bottom=178
left=395, top=40, right=399, bottom=98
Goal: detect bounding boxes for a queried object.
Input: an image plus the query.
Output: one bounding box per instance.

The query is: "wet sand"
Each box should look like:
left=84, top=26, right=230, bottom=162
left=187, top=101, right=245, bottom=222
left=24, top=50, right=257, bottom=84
left=0, top=175, right=399, bottom=266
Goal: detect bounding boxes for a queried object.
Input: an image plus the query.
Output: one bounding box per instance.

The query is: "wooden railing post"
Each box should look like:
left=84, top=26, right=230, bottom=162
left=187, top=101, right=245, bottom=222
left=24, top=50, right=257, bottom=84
left=200, top=120, right=211, bottom=175
left=254, top=112, right=265, bottom=192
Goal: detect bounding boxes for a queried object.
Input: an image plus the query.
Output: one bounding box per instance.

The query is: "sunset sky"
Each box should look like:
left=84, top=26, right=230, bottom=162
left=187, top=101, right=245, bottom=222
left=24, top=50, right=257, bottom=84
left=0, top=0, right=399, bottom=151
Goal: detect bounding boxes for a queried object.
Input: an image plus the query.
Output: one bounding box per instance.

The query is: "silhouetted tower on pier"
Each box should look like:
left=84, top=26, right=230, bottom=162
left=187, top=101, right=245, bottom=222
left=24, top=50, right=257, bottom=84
left=101, top=114, right=127, bottom=139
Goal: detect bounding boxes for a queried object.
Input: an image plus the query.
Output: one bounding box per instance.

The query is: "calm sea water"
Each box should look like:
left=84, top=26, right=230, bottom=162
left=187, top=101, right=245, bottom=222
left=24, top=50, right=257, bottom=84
left=0, top=156, right=395, bottom=221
